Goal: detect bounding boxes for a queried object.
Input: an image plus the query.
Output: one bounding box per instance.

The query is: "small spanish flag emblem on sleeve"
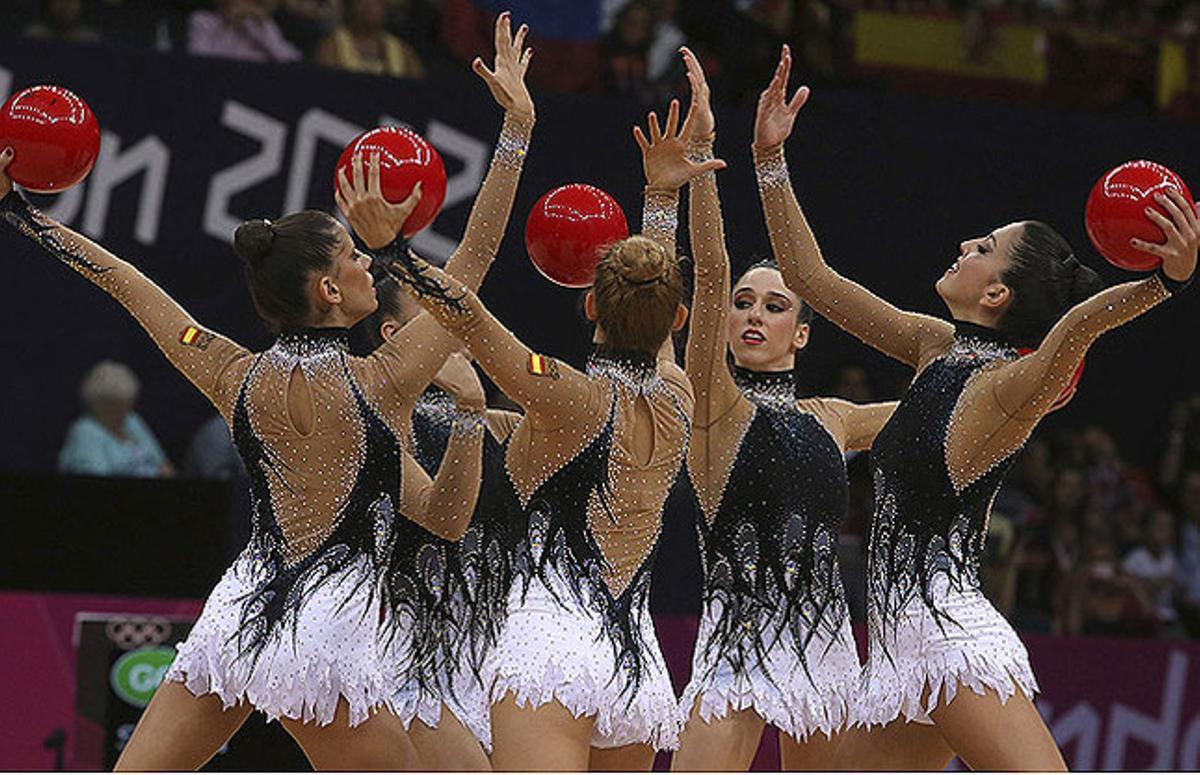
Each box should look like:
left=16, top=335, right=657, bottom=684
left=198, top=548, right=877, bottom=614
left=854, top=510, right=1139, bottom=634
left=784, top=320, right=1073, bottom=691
left=180, top=325, right=214, bottom=350
left=527, top=353, right=560, bottom=379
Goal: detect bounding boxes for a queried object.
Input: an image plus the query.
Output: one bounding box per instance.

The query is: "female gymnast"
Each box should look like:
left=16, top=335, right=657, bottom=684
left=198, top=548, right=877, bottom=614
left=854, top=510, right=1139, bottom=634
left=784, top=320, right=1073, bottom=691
left=0, top=152, right=483, bottom=769
left=0, top=12, right=534, bottom=770
left=353, top=277, right=522, bottom=769
left=751, top=44, right=1197, bottom=770
left=669, top=47, right=895, bottom=771
left=332, top=12, right=534, bottom=769
left=378, top=99, right=722, bottom=770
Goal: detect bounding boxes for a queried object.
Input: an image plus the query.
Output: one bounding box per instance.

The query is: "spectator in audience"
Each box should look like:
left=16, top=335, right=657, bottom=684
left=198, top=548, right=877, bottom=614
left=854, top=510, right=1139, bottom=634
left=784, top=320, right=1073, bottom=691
left=188, top=0, right=302, bottom=63
left=1175, top=468, right=1200, bottom=637
left=644, top=0, right=686, bottom=84
left=1122, top=508, right=1182, bottom=634
left=1161, top=392, right=1200, bottom=490
left=600, top=0, right=657, bottom=102
left=1048, top=466, right=1090, bottom=525
left=315, top=0, right=425, bottom=78
left=830, top=362, right=874, bottom=403
left=23, top=0, right=101, bottom=43
left=274, top=0, right=343, bottom=58
left=1065, top=528, right=1155, bottom=638
left=59, top=360, right=174, bottom=478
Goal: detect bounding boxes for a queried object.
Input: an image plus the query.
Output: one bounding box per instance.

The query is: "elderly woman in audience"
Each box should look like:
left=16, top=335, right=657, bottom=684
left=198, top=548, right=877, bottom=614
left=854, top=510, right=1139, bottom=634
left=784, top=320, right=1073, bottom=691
left=59, top=360, right=174, bottom=478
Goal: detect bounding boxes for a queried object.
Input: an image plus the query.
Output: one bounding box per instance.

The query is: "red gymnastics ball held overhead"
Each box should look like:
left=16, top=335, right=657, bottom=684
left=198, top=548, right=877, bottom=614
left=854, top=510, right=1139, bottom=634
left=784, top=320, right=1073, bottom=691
left=0, top=85, right=100, bottom=194
left=335, top=126, right=447, bottom=236
left=1085, top=160, right=1193, bottom=272
left=525, top=183, right=630, bottom=288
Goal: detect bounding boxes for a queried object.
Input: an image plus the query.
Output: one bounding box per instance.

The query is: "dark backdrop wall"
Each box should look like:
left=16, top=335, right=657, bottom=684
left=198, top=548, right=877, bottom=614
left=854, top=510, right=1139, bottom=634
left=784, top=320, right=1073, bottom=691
left=1, top=36, right=1195, bottom=475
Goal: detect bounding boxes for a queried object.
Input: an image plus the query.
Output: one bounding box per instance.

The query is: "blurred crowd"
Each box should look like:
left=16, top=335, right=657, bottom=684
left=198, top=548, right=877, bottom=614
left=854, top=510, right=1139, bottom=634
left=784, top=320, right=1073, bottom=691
left=11, top=0, right=1200, bottom=119
left=982, top=403, right=1200, bottom=642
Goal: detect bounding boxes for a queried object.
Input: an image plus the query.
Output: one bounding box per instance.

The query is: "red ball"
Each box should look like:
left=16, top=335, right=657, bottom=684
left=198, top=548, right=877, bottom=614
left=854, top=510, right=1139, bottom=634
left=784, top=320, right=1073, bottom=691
left=0, top=85, right=100, bottom=194
left=1085, top=160, right=1193, bottom=272
left=525, top=184, right=629, bottom=288
left=1018, top=348, right=1084, bottom=413
left=335, top=126, right=447, bottom=236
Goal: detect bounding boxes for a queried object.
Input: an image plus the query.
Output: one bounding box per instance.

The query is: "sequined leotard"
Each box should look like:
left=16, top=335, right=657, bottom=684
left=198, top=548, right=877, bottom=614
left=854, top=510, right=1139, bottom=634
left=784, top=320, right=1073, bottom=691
left=679, top=136, right=894, bottom=740
left=401, top=385, right=521, bottom=748
left=754, top=142, right=1183, bottom=725
left=0, top=190, right=488, bottom=726
left=354, top=111, right=535, bottom=727
left=387, top=189, right=695, bottom=751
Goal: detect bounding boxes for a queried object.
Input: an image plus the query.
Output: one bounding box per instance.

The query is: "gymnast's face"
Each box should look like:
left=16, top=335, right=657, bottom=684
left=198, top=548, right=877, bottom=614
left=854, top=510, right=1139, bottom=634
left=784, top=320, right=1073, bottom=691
left=324, top=226, right=378, bottom=324
left=935, top=222, right=1023, bottom=319
left=726, top=266, right=809, bottom=372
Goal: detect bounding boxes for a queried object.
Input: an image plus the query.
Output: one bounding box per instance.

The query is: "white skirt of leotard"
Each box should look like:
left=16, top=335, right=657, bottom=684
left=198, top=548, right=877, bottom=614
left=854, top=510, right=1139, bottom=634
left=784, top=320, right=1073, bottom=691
left=165, top=549, right=393, bottom=727
left=679, top=596, right=860, bottom=741
left=852, top=575, right=1038, bottom=727
left=434, top=653, right=494, bottom=752
left=484, top=562, right=681, bottom=751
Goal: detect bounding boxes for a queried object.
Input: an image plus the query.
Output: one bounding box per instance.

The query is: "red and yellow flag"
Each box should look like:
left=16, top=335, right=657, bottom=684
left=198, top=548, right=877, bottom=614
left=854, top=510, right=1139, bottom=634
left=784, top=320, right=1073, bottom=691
left=179, top=325, right=214, bottom=350
left=527, top=353, right=559, bottom=378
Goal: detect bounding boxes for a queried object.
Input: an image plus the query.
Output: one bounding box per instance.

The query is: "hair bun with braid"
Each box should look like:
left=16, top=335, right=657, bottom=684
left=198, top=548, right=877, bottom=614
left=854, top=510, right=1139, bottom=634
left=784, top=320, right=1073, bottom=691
left=233, top=219, right=277, bottom=269
left=593, top=235, right=683, bottom=352
left=615, top=238, right=669, bottom=285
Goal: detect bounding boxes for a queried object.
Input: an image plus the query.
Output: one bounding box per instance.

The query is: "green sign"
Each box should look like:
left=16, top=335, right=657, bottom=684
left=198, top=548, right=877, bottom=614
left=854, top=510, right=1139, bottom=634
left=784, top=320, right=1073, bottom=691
left=109, top=647, right=176, bottom=708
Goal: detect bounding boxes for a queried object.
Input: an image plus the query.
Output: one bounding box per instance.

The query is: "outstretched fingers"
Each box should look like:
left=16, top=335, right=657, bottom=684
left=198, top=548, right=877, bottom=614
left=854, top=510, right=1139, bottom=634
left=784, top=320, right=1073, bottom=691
left=472, top=56, right=497, bottom=85
left=647, top=111, right=663, bottom=143
left=494, top=11, right=510, bottom=59
left=512, top=23, right=528, bottom=58
left=788, top=84, right=811, bottom=115
left=664, top=98, right=681, bottom=138
left=632, top=124, right=650, bottom=153
left=336, top=164, right=354, bottom=200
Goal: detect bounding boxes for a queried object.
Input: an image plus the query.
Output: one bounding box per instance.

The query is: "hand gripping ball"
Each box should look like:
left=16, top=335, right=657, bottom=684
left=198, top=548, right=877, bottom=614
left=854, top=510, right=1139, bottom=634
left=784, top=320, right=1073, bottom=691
left=525, top=184, right=629, bottom=288
left=0, top=85, right=101, bottom=193
left=335, top=126, right=447, bottom=236
left=1085, top=160, right=1193, bottom=272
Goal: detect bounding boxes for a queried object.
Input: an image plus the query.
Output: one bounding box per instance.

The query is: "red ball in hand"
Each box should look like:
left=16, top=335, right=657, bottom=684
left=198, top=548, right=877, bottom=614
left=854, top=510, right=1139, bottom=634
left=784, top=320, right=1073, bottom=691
left=335, top=126, right=447, bottom=236
left=1085, top=160, right=1193, bottom=272
left=525, top=184, right=629, bottom=288
left=0, top=85, right=100, bottom=193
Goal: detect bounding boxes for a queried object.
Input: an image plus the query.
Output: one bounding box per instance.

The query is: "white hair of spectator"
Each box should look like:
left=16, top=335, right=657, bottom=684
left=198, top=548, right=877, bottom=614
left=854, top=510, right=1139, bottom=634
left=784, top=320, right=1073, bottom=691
left=80, top=360, right=140, bottom=411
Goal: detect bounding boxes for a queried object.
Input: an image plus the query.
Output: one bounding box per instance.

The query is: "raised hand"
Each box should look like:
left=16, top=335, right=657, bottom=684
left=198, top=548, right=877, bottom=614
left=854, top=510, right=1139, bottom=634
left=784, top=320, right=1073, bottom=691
left=1132, top=188, right=1200, bottom=283
left=335, top=151, right=423, bottom=248
left=433, top=351, right=486, bottom=412
left=472, top=11, right=535, bottom=120
left=753, top=44, right=810, bottom=152
left=0, top=147, right=13, bottom=198
left=633, top=98, right=726, bottom=193
left=680, top=46, right=714, bottom=141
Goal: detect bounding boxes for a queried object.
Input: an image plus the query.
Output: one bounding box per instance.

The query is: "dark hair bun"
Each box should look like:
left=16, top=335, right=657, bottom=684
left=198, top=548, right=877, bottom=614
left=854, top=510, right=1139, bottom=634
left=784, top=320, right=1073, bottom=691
left=233, top=219, right=276, bottom=267
left=1070, top=260, right=1103, bottom=301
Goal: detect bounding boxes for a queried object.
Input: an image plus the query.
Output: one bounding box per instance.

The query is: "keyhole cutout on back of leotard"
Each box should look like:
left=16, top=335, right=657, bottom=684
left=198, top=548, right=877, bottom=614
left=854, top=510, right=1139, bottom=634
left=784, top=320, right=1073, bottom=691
left=630, top=394, right=657, bottom=467
left=286, top=365, right=315, bottom=436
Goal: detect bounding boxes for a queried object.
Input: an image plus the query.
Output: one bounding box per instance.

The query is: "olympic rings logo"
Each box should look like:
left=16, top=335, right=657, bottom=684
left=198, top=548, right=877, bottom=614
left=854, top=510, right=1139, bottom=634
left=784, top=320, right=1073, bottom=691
left=105, top=619, right=172, bottom=649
